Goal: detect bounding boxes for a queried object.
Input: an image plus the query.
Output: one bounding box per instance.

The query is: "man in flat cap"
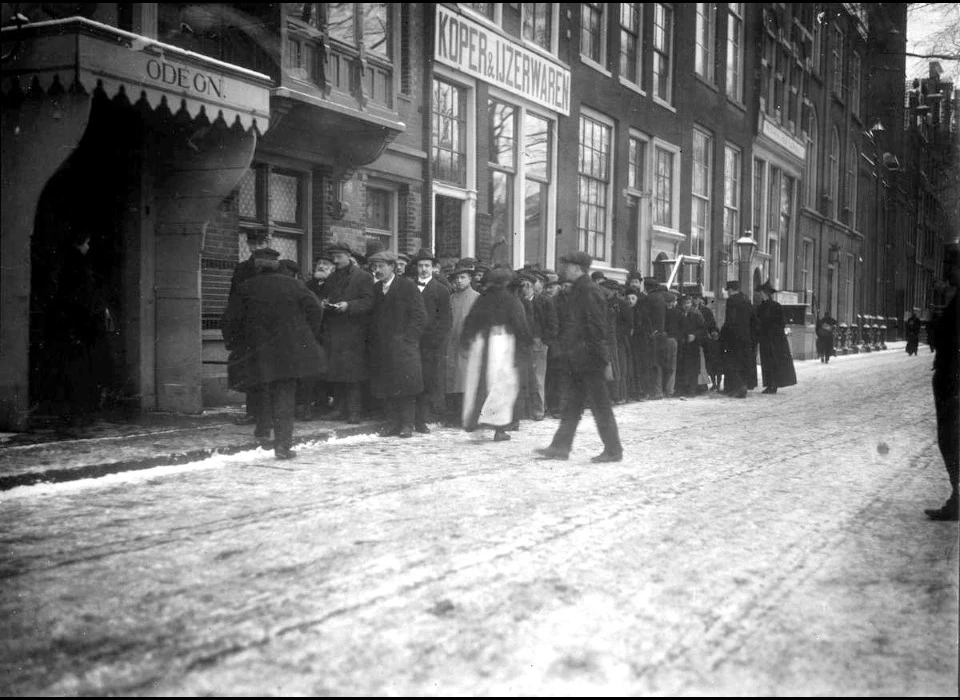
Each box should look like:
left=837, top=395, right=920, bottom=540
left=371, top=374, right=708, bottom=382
left=367, top=250, right=427, bottom=438
left=411, top=248, right=452, bottom=432
left=536, top=251, right=622, bottom=463
left=720, top=280, right=757, bottom=399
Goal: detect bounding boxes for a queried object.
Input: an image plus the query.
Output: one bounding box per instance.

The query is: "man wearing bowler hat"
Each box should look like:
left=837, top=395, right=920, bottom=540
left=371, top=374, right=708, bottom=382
left=536, top=251, right=623, bottom=463
left=720, top=280, right=757, bottom=398
left=411, top=248, right=452, bottom=432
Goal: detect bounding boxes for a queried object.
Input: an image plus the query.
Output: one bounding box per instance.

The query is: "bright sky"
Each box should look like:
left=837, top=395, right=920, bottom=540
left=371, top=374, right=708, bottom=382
left=906, top=3, right=960, bottom=85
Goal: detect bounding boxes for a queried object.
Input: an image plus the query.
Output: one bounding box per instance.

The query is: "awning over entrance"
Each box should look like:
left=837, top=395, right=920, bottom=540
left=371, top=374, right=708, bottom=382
left=1, top=17, right=271, bottom=133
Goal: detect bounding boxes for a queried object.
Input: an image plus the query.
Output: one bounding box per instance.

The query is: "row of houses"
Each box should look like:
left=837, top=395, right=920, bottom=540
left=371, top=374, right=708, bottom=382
left=1, top=3, right=956, bottom=430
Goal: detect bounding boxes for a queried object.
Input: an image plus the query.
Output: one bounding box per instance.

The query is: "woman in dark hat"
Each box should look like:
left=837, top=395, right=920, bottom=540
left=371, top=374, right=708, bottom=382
left=755, top=280, right=797, bottom=394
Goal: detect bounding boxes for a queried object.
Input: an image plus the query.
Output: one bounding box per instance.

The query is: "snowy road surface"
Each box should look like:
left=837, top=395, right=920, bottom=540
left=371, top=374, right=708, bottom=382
left=1, top=349, right=957, bottom=696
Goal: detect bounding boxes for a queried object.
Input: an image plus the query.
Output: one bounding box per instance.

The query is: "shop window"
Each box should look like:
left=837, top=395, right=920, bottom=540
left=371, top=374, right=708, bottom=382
left=524, top=113, right=552, bottom=265
left=364, top=185, right=397, bottom=252
left=691, top=127, right=712, bottom=258
left=236, top=165, right=306, bottom=265
left=578, top=111, right=614, bottom=261
left=619, top=3, right=643, bottom=88
left=523, top=3, right=554, bottom=52
left=489, top=100, right=517, bottom=266
left=432, top=79, right=468, bottom=186
left=695, top=3, right=716, bottom=85
left=653, top=3, right=674, bottom=105
left=726, top=3, right=744, bottom=101
left=580, top=3, right=607, bottom=70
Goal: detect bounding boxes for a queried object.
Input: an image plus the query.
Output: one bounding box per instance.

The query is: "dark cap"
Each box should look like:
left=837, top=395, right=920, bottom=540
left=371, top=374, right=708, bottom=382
left=397, top=253, right=411, bottom=263
left=315, top=251, right=334, bottom=264
left=725, top=280, right=741, bottom=291
left=368, top=251, right=398, bottom=265
left=756, top=280, right=778, bottom=295
left=559, top=251, right=593, bottom=270
left=627, top=271, right=643, bottom=281
left=518, top=270, right=539, bottom=285
left=251, top=247, right=280, bottom=260
left=590, top=270, right=606, bottom=282
left=326, top=242, right=353, bottom=257
left=411, top=248, right=439, bottom=265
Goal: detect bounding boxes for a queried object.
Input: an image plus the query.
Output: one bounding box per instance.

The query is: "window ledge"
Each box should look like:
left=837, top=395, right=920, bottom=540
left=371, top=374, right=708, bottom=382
left=652, top=96, right=677, bottom=113
left=618, top=76, right=645, bottom=96
left=580, top=55, right=613, bottom=78
left=694, top=73, right=719, bottom=92
left=652, top=225, right=686, bottom=241
left=726, top=95, right=747, bottom=112
left=590, top=262, right=630, bottom=281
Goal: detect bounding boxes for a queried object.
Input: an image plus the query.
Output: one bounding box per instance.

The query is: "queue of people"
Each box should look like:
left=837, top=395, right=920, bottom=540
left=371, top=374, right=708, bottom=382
left=222, top=231, right=797, bottom=459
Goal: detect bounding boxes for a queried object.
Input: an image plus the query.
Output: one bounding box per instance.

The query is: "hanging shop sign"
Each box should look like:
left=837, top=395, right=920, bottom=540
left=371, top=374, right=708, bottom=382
left=435, top=5, right=570, bottom=115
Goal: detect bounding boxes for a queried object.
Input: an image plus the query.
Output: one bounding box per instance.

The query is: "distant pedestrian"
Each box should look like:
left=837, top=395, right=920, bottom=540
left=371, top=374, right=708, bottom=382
left=816, top=312, right=837, bottom=363
left=755, top=280, right=797, bottom=394
left=411, top=248, right=452, bottom=432
left=222, top=248, right=326, bottom=460
left=695, top=295, right=722, bottom=391
left=720, top=280, right=756, bottom=399
left=662, top=291, right=681, bottom=398
left=925, top=244, right=959, bottom=521
left=535, top=251, right=623, bottom=463
left=461, top=268, right=532, bottom=441
left=676, top=294, right=707, bottom=397
left=444, top=261, right=481, bottom=426
left=367, top=251, right=427, bottom=439
left=905, top=309, right=922, bottom=356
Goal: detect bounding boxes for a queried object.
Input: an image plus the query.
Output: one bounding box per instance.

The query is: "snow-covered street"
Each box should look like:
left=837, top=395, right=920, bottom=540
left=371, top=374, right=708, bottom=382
left=1, top=348, right=957, bottom=696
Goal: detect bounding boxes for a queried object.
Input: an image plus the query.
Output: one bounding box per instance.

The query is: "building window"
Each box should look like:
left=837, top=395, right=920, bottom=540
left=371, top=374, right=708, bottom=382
left=832, top=26, right=845, bottom=100
left=236, top=165, right=306, bottom=264
left=580, top=3, right=607, bottom=69
left=778, top=174, right=794, bottom=289
left=850, top=51, right=861, bottom=116
left=845, top=142, right=857, bottom=229
left=695, top=3, right=716, bottom=85
left=461, top=3, right=496, bottom=21
left=723, top=144, right=742, bottom=247
left=522, top=3, right=554, bottom=51
left=691, top=128, right=712, bottom=258
left=753, top=157, right=765, bottom=242
left=577, top=111, right=613, bottom=261
left=364, top=185, right=397, bottom=252
left=804, top=109, right=819, bottom=209
left=653, top=3, right=674, bottom=104
left=489, top=99, right=517, bottom=266
left=628, top=136, right=647, bottom=192
left=523, top=112, right=553, bottom=265
left=726, top=2, right=744, bottom=101
left=828, top=127, right=840, bottom=218
left=619, top=3, right=642, bottom=87
left=653, top=144, right=676, bottom=228
left=812, top=9, right=824, bottom=74
left=432, top=78, right=467, bottom=186
left=801, top=238, right=815, bottom=304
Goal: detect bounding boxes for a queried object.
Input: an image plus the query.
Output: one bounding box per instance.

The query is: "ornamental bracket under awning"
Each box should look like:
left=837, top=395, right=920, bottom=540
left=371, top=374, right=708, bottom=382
left=1, top=17, right=272, bottom=133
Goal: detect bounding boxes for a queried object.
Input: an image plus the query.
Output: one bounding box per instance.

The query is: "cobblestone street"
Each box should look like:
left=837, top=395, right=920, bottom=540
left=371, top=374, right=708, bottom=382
left=1, top=348, right=957, bottom=696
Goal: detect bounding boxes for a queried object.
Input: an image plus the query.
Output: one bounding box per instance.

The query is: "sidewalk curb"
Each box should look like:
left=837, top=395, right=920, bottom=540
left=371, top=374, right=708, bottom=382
left=0, top=421, right=388, bottom=492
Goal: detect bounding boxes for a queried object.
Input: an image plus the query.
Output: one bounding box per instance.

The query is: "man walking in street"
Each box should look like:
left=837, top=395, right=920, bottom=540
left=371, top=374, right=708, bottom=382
left=720, top=280, right=757, bottom=399
left=320, top=242, right=376, bottom=423
left=535, top=251, right=623, bottom=463
left=222, top=247, right=326, bottom=460
left=411, top=248, right=452, bottom=433
left=367, top=251, right=426, bottom=439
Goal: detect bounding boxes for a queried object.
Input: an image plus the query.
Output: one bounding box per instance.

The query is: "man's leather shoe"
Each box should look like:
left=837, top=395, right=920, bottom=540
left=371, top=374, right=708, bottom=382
left=414, top=423, right=431, bottom=434
left=924, top=506, right=959, bottom=521
left=378, top=425, right=401, bottom=437
left=535, top=446, right=569, bottom=460
left=275, top=448, right=297, bottom=460
left=398, top=428, right=414, bottom=438
left=493, top=429, right=511, bottom=441
left=591, top=451, right=623, bottom=463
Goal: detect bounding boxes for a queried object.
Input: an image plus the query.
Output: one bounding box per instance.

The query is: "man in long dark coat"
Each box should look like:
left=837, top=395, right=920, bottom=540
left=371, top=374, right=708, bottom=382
left=367, top=251, right=427, bottom=438
left=411, top=248, right=452, bottom=432
left=320, top=242, right=376, bottom=423
left=755, top=280, right=797, bottom=394
left=676, top=294, right=707, bottom=396
left=535, top=251, right=623, bottom=463
left=904, top=309, right=922, bottom=356
left=643, top=279, right=667, bottom=400
left=222, top=248, right=326, bottom=459
left=720, top=280, right=757, bottom=399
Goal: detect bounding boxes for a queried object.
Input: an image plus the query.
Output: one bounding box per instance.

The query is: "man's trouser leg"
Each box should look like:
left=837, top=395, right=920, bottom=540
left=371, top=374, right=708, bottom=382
left=934, top=376, right=959, bottom=508
left=270, top=379, right=297, bottom=451
left=530, top=340, right=549, bottom=419
left=582, top=369, right=622, bottom=455
left=662, top=338, right=677, bottom=397
left=251, top=387, right=270, bottom=437
left=550, top=370, right=587, bottom=452
left=398, top=395, right=416, bottom=433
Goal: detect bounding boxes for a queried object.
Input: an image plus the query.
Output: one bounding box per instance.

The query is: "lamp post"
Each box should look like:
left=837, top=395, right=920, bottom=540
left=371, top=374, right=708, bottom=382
left=736, top=232, right=758, bottom=302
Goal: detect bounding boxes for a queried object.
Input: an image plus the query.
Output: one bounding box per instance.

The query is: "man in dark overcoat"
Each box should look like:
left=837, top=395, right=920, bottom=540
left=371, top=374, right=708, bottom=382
left=676, top=294, right=707, bottom=396
left=643, top=279, right=667, bottom=400
left=368, top=251, right=428, bottom=438
left=535, top=251, right=623, bottom=463
left=904, top=309, right=922, bottom=356
left=720, top=280, right=757, bottom=399
left=411, top=248, right=452, bottom=432
left=755, top=280, right=797, bottom=394
left=320, top=242, right=376, bottom=423
left=301, top=252, right=335, bottom=418
left=222, top=248, right=326, bottom=459
left=228, top=232, right=274, bottom=426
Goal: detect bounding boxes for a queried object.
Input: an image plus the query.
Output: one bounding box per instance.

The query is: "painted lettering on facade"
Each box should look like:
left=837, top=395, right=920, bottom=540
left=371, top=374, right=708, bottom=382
left=146, top=58, right=225, bottom=100
left=435, top=5, right=570, bottom=115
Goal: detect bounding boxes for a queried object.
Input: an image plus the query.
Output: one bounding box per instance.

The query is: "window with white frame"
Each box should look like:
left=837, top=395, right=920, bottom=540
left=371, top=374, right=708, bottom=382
left=523, top=111, right=553, bottom=266
left=580, top=3, right=607, bottom=69
left=800, top=238, right=814, bottom=303
left=522, top=3, right=554, bottom=52
left=364, top=183, right=398, bottom=252
left=753, top=157, right=765, bottom=242
left=237, top=164, right=306, bottom=264
left=723, top=144, right=742, bottom=247
left=691, top=128, right=712, bottom=257
left=804, top=109, right=819, bottom=209
left=828, top=127, right=840, bottom=218
left=653, top=3, right=674, bottom=104
left=850, top=51, right=861, bottom=116
left=653, top=143, right=678, bottom=229
left=432, top=78, right=468, bottom=186
left=619, top=3, right=642, bottom=87
left=726, top=2, right=744, bottom=101
left=489, top=99, right=517, bottom=266
left=695, top=3, right=716, bottom=85
left=845, top=142, right=857, bottom=229
left=832, top=26, right=845, bottom=100
left=577, top=111, right=613, bottom=261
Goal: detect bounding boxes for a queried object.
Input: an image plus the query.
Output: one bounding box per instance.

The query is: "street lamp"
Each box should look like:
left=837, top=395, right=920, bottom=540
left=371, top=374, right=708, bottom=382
left=737, top=232, right=758, bottom=301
